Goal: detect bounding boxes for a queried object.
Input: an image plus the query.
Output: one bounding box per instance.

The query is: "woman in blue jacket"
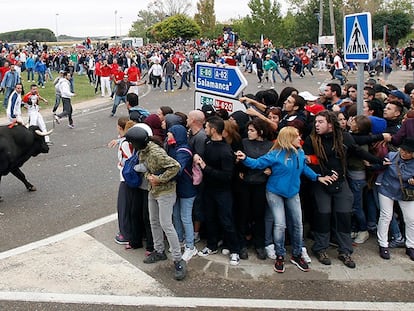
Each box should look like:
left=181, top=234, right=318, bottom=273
left=235, top=126, right=335, bottom=273
left=167, top=124, right=198, bottom=262
left=376, top=137, right=414, bottom=261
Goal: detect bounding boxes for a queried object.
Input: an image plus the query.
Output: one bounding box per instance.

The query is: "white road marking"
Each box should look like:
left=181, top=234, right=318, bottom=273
left=0, top=213, right=117, bottom=260
left=0, top=292, right=412, bottom=310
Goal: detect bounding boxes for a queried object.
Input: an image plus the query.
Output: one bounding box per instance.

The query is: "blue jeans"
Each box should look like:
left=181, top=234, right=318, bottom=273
left=334, top=69, right=344, bottom=85
left=3, top=87, right=13, bottom=108
left=165, top=75, right=174, bottom=91
left=173, top=196, right=196, bottom=248
left=111, top=95, right=126, bottom=115
left=27, top=68, right=34, bottom=81
left=348, top=178, right=368, bottom=231
left=37, top=72, right=45, bottom=86
left=266, top=191, right=303, bottom=257
left=179, top=72, right=190, bottom=88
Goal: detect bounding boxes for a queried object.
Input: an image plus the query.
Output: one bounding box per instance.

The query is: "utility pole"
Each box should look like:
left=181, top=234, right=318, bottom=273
left=319, top=0, right=323, bottom=40
left=329, top=0, right=337, bottom=51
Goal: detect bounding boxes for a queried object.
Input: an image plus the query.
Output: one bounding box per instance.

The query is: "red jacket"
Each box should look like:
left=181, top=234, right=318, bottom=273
left=100, top=64, right=112, bottom=77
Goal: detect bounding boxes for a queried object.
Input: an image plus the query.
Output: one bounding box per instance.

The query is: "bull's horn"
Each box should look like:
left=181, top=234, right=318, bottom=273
left=35, top=129, right=53, bottom=136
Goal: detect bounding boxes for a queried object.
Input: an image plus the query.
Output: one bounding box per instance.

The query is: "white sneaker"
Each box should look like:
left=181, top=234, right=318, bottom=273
left=301, top=247, right=312, bottom=263
left=354, top=231, right=369, bottom=244
left=229, top=253, right=240, bottom=266
left=351, top=231, right=358, bottom=239
left=221, top=248, right=230, bottom=255
left=265, top=244, right=276, bottom=260
left=182, top=246, right=198, bottom=262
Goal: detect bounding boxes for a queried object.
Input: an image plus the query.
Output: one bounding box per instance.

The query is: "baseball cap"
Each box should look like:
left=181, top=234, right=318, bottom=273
left=389, top=90, right=411, bottom=106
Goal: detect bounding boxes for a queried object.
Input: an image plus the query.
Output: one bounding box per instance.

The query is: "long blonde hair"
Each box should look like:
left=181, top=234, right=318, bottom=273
left=271, top=126, right=299, bottom=161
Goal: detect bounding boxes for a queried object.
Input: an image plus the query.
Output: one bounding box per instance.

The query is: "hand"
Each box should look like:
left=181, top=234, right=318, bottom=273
left=148, top=174, right=160, bottom=187
left=317, top=174, right=336, bottom=185
left=382, top=157, right=392, bottom=166
left=382, top=133, right=392, bottom=142
left=107, top=139, right=118, bottom=148
left=246, top=107, right=260, bottom=117
left=263, top=168, right=272, bottom=176
left=332, top=104, right=341, bottom=112
left=235, top=150, right=246, bottom=161
left=409, top=178, right=414, bottom=186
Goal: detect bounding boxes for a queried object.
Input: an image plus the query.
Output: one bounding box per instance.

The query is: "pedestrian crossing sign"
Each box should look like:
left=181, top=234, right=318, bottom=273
left=344, top=12, right=372, bottom=62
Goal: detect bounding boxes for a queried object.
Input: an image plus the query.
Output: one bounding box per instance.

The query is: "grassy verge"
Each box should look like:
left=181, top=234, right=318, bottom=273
left=0, top=71, right=98, bottom=115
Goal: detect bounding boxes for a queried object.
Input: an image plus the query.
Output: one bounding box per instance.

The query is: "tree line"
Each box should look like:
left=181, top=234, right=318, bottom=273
left=129, top=0, right=413, bottom=47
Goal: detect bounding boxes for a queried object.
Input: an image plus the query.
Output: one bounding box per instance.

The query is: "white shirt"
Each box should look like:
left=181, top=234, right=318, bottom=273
left=334, top=55, right=343, bottom=70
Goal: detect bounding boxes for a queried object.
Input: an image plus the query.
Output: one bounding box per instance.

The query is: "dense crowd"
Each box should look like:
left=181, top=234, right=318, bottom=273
left=1, top=37, right=414, bottom=281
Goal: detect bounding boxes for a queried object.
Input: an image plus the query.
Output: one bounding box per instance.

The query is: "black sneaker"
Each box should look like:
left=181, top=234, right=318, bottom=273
left=143, top=251, right=167, bottom=264
left=256, top=248, right=267, bottom=260
left=290, top=255, right=310, bottom=272
left=114, top=233, right=128, bottom=245
left=240, top=247, right=249, bottom=260
left=338, top=253, right=356, bottom=269
left=379, top=246, right=390, bottom=260
left=314, top=251, right=331, bottom=265
left=406, top=248, right=414, bottom=261
left=174, top=259, right=187, bottom=281
left=273, top=255, right=285, bottom=273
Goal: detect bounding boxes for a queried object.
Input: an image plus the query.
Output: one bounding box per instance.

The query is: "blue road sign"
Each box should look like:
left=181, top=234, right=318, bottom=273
left=195, top=62, right=248, bottom=98
left=344, top=12, right=372, bottom=63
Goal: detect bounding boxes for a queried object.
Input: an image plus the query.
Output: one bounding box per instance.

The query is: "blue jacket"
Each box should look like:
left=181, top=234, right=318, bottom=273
left=243, top=148, right=319, bottom=198
left=168, top=124, right=197, bottom=198
left=26, top=57, right=35, bottom=70
left=377, top=151, right=414, bottom=201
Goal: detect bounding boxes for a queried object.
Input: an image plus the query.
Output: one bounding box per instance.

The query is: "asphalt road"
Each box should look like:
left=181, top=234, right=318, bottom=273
left=1, top=68, right=414, bottom=310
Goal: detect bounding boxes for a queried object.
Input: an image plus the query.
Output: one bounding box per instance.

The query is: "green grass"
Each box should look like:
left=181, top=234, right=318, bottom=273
left=0, top=71, right=98, bottom=116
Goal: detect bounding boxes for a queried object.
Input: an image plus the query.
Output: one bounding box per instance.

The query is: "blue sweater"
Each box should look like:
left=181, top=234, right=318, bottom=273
left=243, top=148, right=319, bottom=198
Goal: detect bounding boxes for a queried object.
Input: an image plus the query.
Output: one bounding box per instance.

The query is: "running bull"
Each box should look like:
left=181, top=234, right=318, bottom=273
left=0, top=124, right=52, bottom=201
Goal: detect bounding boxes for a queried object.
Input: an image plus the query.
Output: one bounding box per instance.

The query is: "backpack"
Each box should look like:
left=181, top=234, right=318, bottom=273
left=122, top=151, right=142, bottom=188
left=177, top=147, right=203, bottom=186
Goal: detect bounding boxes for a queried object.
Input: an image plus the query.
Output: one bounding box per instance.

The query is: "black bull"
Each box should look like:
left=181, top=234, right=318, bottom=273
left=0, top=124, right=51, bottom=201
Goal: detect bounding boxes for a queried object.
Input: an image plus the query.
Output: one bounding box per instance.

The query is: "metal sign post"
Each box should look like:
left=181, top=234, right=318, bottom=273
left=344, top=12, right=373, bottom=115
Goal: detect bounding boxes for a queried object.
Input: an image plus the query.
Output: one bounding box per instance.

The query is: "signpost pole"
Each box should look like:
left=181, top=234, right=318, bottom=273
left=357, top=63, right=365, bottom=115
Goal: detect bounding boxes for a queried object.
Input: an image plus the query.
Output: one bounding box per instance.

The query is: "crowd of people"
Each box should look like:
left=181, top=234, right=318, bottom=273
left=1, top=38, right=414, bottom=281
left=105, top=69, right=414, bottom=281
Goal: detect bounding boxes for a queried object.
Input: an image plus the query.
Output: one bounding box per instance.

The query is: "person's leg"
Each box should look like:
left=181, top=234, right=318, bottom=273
left=266, top=191, right=286, bottom=257
left=285, top=193, right=303, bottom=257
left=111, top=96, right=122, bottom=116
left=203, top=188, right=219, bottom=251
left=158, top=192, right=181, bottom=261
left=53, top=94, right=61, bottom=113
left=117, top=182, right=131, bottom=239
left=311, top=183, right=332, bottom=254
left=399, top=200, right=414, bottom=249
left=148, top=192, right=165, bottom=253
left=57, top=97, right=70, bottom=119
left=172, top=199, right=184, bottom=243
left=141, top=189, right=154, bottom=252
left=348, top=178, right=368, bottom=231
left=332, top=181, right=354, bottom=255
left=377, top=193, right=394, bottom=247
left=216, top=191, right=240, bottom=254
left=67, top=100, right=74, bottom=126
left=251, top=183, right=266, bottom=249
left=128, top=187, right=144, bottom=248
left=180, top=196, right=196, bottom=249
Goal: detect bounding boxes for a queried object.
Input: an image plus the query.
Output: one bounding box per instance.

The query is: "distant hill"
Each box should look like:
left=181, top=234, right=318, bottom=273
left=0, top=28, right=57, bottom=43
left=0, top=28, right=116, bottom=44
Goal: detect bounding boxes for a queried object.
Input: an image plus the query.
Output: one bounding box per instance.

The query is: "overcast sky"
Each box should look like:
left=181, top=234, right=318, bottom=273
left=0, top=0, right=269, bottom=38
